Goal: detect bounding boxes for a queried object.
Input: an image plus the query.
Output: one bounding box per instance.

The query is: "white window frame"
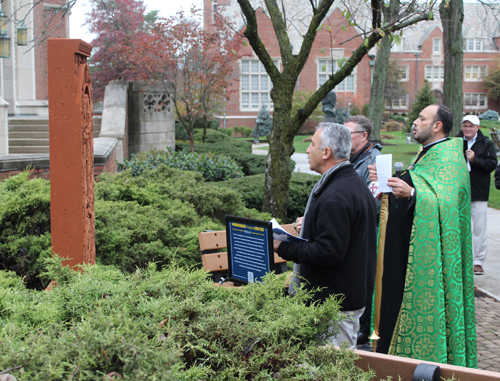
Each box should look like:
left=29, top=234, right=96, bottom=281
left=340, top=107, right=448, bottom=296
left=391, top=40, right=404, bottom=52
left=464, top=93, right=487, bottom=109
left=317, top=59, right=356, bottom=92
left=464, top=65, right=487, bottom=81
left=400, top=65, right=409, bottom=81
left=465, top=38, right=483, bottom=52
left=212, top=0, right=218, bottom=22
left=425, top=65, right=444, bottom=81
left=240, top=59, right=277, bottom=111
left=433, top=38, right=441, bottom=54
left=385, top=94, right=409, bottom=109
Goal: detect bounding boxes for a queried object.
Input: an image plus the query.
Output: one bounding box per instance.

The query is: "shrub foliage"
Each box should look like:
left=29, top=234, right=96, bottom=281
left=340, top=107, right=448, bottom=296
left=220, top=172, right=320, bottom=223
left=0, top=261, right=376, bottom=380
left=117, top=149, right=244, bottom=181
left=0, top=167, right=270, bottom=289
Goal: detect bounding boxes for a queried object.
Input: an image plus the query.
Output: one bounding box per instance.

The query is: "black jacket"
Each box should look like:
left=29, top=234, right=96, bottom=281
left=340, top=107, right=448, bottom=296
left=277, top=164, right=377, bottom=311
left=496, top=162, right=500, bottom=189
left=457, top=130, right=497, bottom=201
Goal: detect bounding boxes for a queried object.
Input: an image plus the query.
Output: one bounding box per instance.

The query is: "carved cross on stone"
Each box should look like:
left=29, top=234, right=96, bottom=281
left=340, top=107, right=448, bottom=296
left=48, top=39, right=96, bottom=268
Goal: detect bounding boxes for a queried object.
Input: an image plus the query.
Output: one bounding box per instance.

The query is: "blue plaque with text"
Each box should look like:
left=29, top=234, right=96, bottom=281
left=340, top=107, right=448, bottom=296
left=226, top=215, right=274, bottom=284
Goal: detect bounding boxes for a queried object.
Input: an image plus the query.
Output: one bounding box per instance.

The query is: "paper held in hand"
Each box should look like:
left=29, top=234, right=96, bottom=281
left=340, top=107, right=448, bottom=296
left=376, top=154, right=393, bottom=193
left=270, top=218, right=308, bottom=243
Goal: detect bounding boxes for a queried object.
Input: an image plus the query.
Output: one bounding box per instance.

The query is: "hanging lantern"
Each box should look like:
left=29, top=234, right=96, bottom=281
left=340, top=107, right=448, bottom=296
left=0, top=34, right=10, bottom=58
left=0, top=9, right=7, bottom=36
left=17, top=23, right=27, bottom=46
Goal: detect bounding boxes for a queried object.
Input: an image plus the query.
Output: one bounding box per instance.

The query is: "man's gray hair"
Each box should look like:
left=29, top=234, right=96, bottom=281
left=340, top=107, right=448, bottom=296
left=316, top=122, right=351, bottom=160
left=344, top=115, right=373, bottom=140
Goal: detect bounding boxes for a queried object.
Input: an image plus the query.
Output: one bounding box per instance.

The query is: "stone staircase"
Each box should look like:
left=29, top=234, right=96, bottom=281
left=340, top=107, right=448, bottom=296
left=8, top=116, right=102, bottom=154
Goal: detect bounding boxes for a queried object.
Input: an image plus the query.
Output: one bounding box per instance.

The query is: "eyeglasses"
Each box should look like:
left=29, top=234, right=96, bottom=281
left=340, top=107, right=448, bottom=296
left=351, top=131, right=365, bottom=134
left=462, top=125, right=478, bottom=130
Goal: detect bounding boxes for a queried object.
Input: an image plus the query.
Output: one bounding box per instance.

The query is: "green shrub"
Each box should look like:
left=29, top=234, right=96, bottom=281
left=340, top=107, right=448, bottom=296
left=193, top=128, right=231, bottom=143
left=0, top=263, right=374, bottom=380
left=0, top=172, right=52, bottom=289
left=362, top=103, right=369, bottom=116
left=176, top=140, right=269, bottom=176
left=478, top=109, right=500, bottom=121
left=242, top=126, right=253, bottom=137
left=1, top=169, right=269, bottom=289
left=220, top=172, right=320, bottom=223
left=391, top=114, right=406, bottom=124
left=220, top=127, right=233, bottom=137
left=382, top=111, right=391, bottom=119
left=350, top=105, right=361, bottom=116
left=118, top=149, right=244, bottom=181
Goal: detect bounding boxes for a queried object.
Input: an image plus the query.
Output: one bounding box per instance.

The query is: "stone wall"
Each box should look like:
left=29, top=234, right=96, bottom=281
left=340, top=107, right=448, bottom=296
left=0, top=138, right=117, bottom=181
left=127, top=82, right=175, bottom=155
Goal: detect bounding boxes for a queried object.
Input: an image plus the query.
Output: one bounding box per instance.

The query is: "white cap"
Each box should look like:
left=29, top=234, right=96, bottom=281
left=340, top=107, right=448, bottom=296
left=462, top=115, right=480, bottom=126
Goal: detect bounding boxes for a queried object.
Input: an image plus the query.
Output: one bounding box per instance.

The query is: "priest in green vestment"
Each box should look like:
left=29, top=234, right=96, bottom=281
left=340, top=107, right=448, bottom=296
left=369, top=104, right=477, bottom=367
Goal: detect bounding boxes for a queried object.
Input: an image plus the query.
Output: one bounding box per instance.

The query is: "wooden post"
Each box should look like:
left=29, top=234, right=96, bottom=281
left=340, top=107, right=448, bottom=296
left=48, top=39, right=95, bottom=268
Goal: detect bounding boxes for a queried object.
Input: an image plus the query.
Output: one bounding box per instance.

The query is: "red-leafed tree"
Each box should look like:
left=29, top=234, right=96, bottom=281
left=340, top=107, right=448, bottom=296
left=87, top=0, right=154, bottom=100
left=146, top=11, right=243, bottom=152
left=88, top=1, right=242, bottom=152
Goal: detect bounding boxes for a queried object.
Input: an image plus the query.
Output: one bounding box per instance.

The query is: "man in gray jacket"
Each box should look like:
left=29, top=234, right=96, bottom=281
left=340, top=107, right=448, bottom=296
left=344, top=115, right=382, bottom=346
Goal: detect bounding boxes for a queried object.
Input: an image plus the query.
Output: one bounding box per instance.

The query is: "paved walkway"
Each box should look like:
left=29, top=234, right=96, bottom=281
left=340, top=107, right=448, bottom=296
left=253, top=144, right=500, bottom=373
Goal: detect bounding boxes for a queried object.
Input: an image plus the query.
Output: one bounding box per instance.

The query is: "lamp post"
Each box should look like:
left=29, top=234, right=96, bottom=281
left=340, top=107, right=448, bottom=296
left=369, top=53, right=376, bottom=87
left=414, top=51, right=420, bottom=96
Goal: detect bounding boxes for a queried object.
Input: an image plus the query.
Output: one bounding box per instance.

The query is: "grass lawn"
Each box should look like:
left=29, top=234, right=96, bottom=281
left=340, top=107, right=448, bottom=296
left=249, top=128, right=500, bottom=209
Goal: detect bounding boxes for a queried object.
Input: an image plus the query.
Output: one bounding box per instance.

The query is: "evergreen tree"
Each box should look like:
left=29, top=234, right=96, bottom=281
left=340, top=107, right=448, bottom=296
left=253, top=105, right=273, bottom=138
left=408, top=82, right=437, bottom=127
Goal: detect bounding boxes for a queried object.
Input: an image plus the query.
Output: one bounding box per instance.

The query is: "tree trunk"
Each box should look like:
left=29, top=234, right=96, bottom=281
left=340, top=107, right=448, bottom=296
left=367, top=0, right=401, bottom=142
left=440, top=0, right=464, bottom=137
left=262, top=81, right=297, bottom=218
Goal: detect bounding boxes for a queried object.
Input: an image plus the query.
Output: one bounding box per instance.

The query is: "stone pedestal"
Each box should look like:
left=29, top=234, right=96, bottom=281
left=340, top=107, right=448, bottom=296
left=47, top=39, right=95, bottom=268
left=99, top=81, right=128, bottom=162
left=0, top=97, right=9, bottom=155
left=128, top=82, right=175, bottom=155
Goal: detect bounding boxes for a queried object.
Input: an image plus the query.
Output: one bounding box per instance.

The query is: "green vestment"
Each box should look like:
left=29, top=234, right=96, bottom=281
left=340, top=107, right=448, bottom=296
left=388, top=138, right=477, bottom=367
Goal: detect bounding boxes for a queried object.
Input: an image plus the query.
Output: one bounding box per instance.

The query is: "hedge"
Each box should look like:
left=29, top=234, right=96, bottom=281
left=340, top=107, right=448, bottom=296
left=219, top=172, right=320, bottom=223
left=0, top=167, right=270, bottom=289
left=0, top=261, right=376, bottom=380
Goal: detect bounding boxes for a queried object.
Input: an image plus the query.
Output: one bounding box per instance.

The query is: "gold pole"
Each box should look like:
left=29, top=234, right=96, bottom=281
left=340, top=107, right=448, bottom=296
left=370, top=193, right=389, bottom=352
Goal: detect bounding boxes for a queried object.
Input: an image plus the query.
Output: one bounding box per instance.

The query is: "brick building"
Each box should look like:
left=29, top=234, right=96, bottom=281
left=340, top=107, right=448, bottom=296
left=0, top=0, right=69, bottom=117
left=204, top=1, right=500, bottom=129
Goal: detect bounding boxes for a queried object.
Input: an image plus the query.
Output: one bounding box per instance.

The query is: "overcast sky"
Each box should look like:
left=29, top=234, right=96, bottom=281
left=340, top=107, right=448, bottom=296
left=69, top=0, right=202, bottom=44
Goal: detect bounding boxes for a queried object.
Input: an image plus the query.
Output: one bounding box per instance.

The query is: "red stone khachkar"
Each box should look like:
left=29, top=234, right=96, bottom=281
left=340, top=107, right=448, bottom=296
left=48, top=39, right=96, bottom=268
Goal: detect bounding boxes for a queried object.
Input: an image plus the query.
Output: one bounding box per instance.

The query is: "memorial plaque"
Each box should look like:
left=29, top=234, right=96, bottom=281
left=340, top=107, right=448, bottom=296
left=225, top=215, right=274, bottom=284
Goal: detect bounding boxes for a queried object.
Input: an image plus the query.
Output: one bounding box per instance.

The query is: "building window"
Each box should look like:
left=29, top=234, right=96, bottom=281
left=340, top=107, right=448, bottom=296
left=400, top=66, right=409, bottom=81
left=212, top=0, right=218, bottom=22
left=465, top=38, right=482, bottom=51
left=318, top=59, right=355, bottom=91
left=465, top=66, right=487, bottom=81
left=433, top=38, right=441, bottom=54
left=464, top=93, right=487, bottom=109
left=240, top=59, right=276, bottom=110
left=385, top=95, right=409, bottom=109
left=391, top=40, right=404, bottom=52
left=425, top=66, right=444, bottom=80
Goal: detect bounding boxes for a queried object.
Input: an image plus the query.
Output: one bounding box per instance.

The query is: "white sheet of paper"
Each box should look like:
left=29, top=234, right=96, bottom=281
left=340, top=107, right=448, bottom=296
left=376, top=154, right=393, bottom=193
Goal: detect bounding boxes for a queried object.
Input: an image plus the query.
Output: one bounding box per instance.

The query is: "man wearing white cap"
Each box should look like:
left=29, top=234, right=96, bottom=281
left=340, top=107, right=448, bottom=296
left=457, top=115, right=497, bottom=274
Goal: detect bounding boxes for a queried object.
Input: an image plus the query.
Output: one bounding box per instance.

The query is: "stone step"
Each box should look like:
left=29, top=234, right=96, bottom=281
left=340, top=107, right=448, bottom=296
left=9, top=131, right=49, bottom=139
left=8, top=118, right=49, bottom=126
left=9, top=138, right=50, bottom=147
left=9, top=146, right=50, bottom=154
left=9, top=124, right=49, bottom=132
